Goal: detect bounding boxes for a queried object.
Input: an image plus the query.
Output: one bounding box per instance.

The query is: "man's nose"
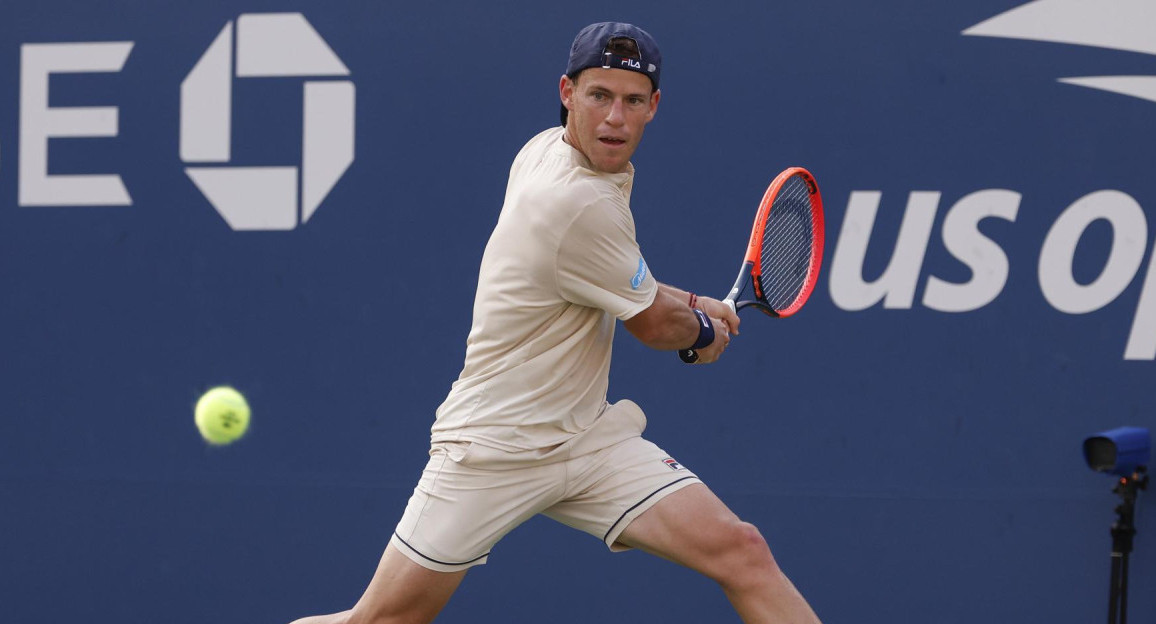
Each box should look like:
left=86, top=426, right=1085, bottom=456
left=605, top=99, right=625, bottom=126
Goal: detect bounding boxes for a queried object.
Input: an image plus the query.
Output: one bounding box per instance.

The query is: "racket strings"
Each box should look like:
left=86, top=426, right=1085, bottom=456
left=759, top=175, right=816, bottom=310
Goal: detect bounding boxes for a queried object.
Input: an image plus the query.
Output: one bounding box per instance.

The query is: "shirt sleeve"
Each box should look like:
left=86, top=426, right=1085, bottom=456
left=556, top=193, right=658, bottom=320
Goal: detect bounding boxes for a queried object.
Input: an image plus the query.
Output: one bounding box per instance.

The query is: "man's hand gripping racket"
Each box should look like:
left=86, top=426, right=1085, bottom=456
left=680, top=167, right=825, bottom=363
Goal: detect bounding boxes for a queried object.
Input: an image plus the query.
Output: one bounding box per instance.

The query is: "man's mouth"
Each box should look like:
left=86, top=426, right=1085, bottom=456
left=599, top=137, right=627, bottom=146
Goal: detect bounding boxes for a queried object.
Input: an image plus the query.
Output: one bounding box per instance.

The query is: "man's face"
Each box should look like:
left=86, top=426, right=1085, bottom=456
left=560, top=68, right=660, bottom=174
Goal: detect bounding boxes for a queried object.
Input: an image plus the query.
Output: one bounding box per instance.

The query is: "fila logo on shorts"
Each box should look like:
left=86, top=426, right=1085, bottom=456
left=663, top=458, right=683, bottom=471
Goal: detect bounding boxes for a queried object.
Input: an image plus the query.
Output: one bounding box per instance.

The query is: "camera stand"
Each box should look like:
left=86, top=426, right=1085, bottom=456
left=1107, top=468, right=1147, bottom=624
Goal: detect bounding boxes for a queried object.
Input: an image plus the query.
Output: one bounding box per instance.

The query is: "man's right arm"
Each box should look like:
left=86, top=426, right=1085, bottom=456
left=622, top=283, right=735, bottom=363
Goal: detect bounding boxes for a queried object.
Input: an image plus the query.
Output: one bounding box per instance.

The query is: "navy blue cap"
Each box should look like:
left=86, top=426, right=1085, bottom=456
left=561, top=22, right=662, bottom=125
left=565, top=22, right=662, bottom=90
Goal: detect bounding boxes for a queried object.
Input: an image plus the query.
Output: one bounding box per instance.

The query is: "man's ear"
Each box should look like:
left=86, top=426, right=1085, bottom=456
left=646, top=88, right=661, bottom=122
left=559, top=74, right=575, bottom=111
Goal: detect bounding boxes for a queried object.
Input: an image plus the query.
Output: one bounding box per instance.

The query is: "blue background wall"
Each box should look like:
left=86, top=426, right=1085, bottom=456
left=2, top=1, right=1153, bottom=622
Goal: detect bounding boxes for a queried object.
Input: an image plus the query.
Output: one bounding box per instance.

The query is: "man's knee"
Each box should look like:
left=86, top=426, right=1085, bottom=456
left=347, top=600, right=436, bottom=624
left=289, top=610, right=352, bottom=624
left=708, top=521, right=781, bottom=589
left=346, top=607, right=399, bottom=624
left=345, top=609, right=373, bottom=624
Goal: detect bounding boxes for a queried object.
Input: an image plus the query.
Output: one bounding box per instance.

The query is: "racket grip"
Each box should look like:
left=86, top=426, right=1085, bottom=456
left=678, top=297, right=734, bottom=364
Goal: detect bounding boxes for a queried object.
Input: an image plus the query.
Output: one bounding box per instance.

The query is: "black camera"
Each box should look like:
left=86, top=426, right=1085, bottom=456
left=1083, top=426, right=1150, bottom=477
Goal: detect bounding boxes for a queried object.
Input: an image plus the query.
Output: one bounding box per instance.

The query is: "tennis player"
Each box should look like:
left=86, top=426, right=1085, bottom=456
left=291, top=22, right=821, bottom=624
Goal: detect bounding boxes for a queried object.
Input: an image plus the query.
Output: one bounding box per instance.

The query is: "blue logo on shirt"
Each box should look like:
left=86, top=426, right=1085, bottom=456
left=631, top=257, right=648, bottom=289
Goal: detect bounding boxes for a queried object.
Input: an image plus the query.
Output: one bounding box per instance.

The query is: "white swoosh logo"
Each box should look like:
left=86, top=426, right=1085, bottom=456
left=963, top=0, right=1156, bottom=103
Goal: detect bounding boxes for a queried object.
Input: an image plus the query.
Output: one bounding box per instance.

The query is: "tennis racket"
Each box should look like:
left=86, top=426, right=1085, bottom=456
left=679, top=167, right=824, bottom=363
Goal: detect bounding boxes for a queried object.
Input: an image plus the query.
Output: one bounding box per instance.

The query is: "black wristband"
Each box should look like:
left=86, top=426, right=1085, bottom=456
left=689, top=308, right=715, bottom=350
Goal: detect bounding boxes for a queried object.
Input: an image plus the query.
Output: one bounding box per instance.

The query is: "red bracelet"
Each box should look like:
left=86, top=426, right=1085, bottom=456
left=688, top=292, right=698, bottom=308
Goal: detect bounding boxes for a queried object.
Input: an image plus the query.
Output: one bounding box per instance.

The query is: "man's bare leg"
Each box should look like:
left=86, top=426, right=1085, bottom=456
left=290, top=613, right=350, bottom=624
left=290, top=542, right=467, bottom=624
left=617, top=484, right=821, bottom=624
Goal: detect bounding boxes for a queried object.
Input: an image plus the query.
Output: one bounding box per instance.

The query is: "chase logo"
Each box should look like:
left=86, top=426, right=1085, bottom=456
left=631, top=257, right=648, bottom=289
left=180, top=13, right=355, bottom=231
left=964, top=0, right=1156, bottom=104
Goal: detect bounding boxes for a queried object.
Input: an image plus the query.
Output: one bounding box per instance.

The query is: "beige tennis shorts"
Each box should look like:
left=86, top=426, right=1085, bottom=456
left=391, top=400, right=702, bottom=572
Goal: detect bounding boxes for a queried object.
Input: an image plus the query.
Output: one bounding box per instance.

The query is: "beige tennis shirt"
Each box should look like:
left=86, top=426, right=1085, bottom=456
left=430, top=127, right=658, bottom=452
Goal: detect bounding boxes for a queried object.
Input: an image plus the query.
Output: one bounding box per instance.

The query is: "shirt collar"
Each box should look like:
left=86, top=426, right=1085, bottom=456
left=555, top=127, right=635, bottom=190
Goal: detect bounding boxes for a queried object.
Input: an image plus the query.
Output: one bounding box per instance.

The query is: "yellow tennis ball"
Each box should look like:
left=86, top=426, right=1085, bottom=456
left=194, top=386, right=250, bottom=445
